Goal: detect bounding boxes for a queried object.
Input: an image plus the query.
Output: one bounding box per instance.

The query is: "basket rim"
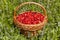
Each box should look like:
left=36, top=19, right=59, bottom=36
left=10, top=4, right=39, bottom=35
left=14, top=11, right=47, bottom=27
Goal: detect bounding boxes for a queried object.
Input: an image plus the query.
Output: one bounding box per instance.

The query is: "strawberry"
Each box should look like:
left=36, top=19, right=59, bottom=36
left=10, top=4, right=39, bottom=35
left=16, top=11, right=45, bottom=24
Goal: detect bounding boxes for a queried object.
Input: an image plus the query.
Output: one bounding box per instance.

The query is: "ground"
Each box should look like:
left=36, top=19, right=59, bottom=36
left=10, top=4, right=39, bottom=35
left=0, top=0, right=60, bottom=40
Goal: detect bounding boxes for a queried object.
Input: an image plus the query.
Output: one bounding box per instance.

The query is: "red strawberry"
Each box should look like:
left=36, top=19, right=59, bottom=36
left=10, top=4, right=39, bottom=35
left=16, top=11, right=45, bottom=24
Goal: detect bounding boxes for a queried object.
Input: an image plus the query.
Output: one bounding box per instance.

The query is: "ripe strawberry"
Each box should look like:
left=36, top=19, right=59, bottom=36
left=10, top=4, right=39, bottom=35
left=16, top=11, right=45, bottom=24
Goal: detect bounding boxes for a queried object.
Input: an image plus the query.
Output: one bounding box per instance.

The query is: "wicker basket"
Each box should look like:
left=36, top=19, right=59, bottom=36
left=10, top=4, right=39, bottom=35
left=14, top=2, right=47, bottom=37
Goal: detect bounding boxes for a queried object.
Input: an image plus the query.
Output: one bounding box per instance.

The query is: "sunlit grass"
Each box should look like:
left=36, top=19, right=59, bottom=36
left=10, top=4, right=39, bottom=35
left=0, top=0, right=60, bottom=40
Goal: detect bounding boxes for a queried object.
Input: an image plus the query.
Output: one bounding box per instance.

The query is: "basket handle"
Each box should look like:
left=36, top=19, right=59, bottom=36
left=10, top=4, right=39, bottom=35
left=14, top=2, right=47, bottom=17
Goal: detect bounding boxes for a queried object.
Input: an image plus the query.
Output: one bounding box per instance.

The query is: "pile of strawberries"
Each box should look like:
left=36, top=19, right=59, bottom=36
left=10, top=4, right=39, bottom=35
left=16, top=11, right=45, bottom=24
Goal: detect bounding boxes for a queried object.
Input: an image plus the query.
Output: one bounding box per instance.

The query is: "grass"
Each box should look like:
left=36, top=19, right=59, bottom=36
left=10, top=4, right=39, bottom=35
left=0, top=0, right=60, bottom=40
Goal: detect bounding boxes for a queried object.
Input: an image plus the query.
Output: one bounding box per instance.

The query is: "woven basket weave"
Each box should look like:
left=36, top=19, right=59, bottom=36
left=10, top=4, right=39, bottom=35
left=13, top=2, right=47, bottom=36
